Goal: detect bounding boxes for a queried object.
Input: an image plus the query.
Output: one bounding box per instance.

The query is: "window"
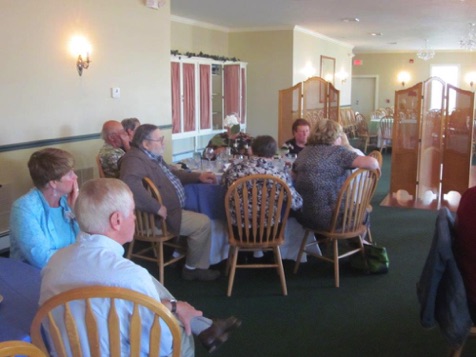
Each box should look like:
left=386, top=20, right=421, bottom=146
left=430, top=65, right=459, bottom=111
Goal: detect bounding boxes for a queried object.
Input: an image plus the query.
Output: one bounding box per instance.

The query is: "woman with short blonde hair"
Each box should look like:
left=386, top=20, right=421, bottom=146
left=293, top=119, right=379, bottom=230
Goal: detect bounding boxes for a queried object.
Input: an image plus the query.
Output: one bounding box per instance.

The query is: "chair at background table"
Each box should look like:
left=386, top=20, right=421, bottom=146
left=30, top=286, right=182, bottom=357
left=224, top=174, right=292, bottom=297
left=0, top=340, right=47, bottom=357
left=294, top=169, right=379, bottom=288
left=355, top=113, right=377, bottom=153
left=379, top=116, right=393, bottom=152
left=127, top=177, right=186, bottom=285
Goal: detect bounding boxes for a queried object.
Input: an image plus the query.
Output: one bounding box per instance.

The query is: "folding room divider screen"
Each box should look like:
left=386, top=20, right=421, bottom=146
left=278, top=76, right=339, bottom=146
left=389, top=77, right=475, bottom=209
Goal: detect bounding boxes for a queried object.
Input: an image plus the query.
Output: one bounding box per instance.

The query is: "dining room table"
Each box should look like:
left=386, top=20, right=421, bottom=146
left=0, top=257, right=41, bottom=342
left=183, top=182, right=320, bottom=265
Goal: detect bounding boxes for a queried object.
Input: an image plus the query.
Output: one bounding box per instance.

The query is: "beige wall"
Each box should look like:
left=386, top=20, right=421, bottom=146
left=171, top=18, right=229, bottom=55
left=293, top=28, right=354, bottom=106
left=0, top=0, right=172, bottom=205
left=229, top=30, right=294, bottom=138
left=352, top=52, right=476, bottom=109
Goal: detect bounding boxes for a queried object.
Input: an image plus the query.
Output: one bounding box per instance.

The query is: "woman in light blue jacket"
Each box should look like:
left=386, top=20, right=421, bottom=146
left=9, top=148, right=80, bottom=268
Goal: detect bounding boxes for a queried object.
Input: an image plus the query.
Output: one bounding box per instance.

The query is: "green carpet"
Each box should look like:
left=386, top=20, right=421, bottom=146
left=139, top=152, right=476, bottom=357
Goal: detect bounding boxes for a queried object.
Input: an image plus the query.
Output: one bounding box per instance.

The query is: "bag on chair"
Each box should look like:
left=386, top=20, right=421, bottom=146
left=350, top=243, right=389, bottom=274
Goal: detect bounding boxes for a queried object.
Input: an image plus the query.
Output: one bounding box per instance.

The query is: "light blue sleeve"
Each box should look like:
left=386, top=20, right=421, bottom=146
left=10, top=200, right=53, bottom=268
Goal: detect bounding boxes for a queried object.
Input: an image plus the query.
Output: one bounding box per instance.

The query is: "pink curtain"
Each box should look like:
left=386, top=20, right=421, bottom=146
left=241, top=67, right=246, bottom=124
left=224, top=65, right=240, bottom=119
left=171, top=62, right=181, bottom=133
left=182, top=63, right=196, bottom=132
left=200, top=64, right=211, bottom=129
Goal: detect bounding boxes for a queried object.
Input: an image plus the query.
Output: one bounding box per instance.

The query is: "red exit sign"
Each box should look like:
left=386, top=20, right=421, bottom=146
left=353, top=59, right=363, bottom=66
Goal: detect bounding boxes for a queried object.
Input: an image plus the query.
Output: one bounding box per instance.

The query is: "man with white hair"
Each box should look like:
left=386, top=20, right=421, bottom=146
left=40, top=178, right=241, bottom=356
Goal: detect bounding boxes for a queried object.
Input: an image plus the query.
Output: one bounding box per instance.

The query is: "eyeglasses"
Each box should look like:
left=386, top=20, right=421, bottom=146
left=146, top=136, right=164, bottom=144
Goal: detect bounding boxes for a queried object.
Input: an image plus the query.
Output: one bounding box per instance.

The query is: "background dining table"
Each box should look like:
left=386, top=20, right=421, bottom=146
left=0, top=257, right=41, bottom=342
left=183, top=183, right=320, bottom=264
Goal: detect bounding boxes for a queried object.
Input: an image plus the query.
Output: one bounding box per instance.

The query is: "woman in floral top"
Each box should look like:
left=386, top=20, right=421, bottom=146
left=221, top=135, right=303, bottom=225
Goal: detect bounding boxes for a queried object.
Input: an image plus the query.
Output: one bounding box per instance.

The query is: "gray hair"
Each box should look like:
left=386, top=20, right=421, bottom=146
left=131, top=124, right=159, bottom=149
left=75, top=178, right=133, bottom=234
left=121, top=118, right=140, bottom=132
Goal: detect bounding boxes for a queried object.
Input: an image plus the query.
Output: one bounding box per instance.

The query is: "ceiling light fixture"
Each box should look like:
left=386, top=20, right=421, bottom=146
left=369, top=32, right=383, bottom=37
left=417, top=39, right=435, bottom=61
left=460, top=23, right=476, bottom=51
left=342, top=18, right=360, bottom=23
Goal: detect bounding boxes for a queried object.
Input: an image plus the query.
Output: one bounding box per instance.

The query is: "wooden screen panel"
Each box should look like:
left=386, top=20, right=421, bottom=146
left=278, top=82, right=302, bottom=146
left=303, top=76, right=327, bottom=129
left=416, top=77, right=445, bottom=206
left=441, top=85, right=474, bottom=198
left=390, top=83, right=422, bottom=198
left=328, top=83, right=340, bottom=122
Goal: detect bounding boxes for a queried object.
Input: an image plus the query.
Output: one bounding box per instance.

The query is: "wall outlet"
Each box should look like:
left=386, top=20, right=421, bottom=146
left=111, top=87, right=120, bottom=99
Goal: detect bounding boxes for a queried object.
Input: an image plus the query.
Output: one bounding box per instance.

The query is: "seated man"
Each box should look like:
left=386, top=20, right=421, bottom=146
left=98, top=120, right=131, bottom=178
left=39, top=178, right=241, bottom=356
left=121, top=117, right=141, bottom=143
left=454, top=186, right=476, bottom=321
left=283, top=118, right=310, bottom=155
left=222, top=135, right=303, bottom=216
left=120, top=124, right=220, bottom=281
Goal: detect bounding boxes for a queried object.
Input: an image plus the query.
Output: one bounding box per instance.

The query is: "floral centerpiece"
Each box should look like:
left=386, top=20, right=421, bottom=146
left=208, top=113, right=253, bottom=157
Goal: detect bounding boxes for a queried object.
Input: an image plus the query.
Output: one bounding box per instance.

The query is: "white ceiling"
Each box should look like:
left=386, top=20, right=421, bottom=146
left=171, top=0, right=476, bottom=53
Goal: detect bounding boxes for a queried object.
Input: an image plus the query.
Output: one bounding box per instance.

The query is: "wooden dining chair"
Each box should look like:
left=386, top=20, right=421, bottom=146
left=365, top=150, right=383, bottom=243
left=379, top=116, right=394, bottom=152
left=224, top=174, right=292, bottom=297
left=355, top=113, right=377, bottom=153
left=294, top=169, right=379, bottom=287
left=0, top=340, right=47, bottom=357
left=30, top=286, right=182, bottom=357
left=127, top=177, right=186, bottom=285
left=96, top=154, right=106, bottom=178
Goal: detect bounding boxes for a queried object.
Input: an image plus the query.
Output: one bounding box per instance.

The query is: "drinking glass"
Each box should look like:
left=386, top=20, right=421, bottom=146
left=193, top=151, right=202, bottom=170
left=204, top=147, right=215, bottom=171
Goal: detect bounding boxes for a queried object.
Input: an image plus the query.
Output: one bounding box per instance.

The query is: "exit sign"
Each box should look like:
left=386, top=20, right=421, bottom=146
left=353, top=59, right=363, bottom=66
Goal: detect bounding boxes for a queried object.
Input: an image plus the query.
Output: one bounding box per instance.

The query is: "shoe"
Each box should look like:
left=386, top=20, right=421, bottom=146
left=198, top=316, right=242, bottom=353
left=182, top=267, right=220, bottom=281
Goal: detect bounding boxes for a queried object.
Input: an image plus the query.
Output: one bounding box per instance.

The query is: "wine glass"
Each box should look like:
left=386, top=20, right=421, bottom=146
left=204, top=147, right=215, bottom=171
left=193, top=151, right=202, bottom=170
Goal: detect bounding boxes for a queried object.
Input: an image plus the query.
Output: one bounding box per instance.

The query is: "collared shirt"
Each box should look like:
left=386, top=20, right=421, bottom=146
left=143, top=149, right=186, bottom=207
left=40, top=234, right=173, bottom=357
left=9, top=188, right=79, bottom=269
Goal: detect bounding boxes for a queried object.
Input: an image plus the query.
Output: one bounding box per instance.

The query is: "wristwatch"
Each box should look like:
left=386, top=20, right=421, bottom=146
left=169, top=299, right=177, bottom=313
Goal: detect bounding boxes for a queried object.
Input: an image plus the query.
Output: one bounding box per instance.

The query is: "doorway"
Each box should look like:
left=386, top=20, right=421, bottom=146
left=351, top=76, right=378, bottom=118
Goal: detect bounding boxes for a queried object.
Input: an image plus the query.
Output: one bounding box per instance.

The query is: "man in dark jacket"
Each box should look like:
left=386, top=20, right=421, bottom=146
left=120, top=124, right=219, bottom=281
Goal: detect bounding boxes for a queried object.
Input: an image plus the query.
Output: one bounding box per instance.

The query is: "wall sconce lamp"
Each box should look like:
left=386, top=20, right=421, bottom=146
left=397, top=71, right=410, bottom=87
left=337, top=70, right=349, bottom=84
left=301, top=62, right=316, bottom=79
left=465, top=72, right=476, bottom=91
left=69, top=35, right=92, bottom=76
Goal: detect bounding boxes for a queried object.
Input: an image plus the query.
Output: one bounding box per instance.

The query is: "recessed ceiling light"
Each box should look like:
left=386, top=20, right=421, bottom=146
left=369, top=32, right=383, bottom=36
left=342, top=18, right=360, bottom=23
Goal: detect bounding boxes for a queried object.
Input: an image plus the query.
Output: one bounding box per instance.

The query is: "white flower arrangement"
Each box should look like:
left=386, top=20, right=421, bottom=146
left=223, top=113, right=240, bottom=128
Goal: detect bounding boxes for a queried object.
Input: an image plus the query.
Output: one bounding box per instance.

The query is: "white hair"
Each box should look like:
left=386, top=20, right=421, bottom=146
left=75, top=178, right=133, bottom=234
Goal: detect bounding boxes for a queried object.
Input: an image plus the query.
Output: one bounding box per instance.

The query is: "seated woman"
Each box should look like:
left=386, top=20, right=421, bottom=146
left=221, top=135, right=302, bottom=213
left=282, top=118, right=310, bottom=155
left=205, top=114, right=253, bottom=159
left=293, top=119, right=379, bottom=231
left=9, top=148, right=80, bottom=268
